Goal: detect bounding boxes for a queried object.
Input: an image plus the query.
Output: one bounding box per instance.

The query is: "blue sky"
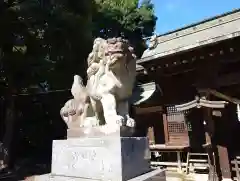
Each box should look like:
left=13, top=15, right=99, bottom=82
left=152, top=0, right=240, bottom=34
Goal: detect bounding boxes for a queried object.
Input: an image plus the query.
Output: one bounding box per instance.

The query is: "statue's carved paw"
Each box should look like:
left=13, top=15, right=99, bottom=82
left=99, top=115, right=124, bottom=134
left=126, top=118, right=135, bottom=128
left=113, top=115, right=125, bottom=126
left=100, top=124, right=120, bottom=134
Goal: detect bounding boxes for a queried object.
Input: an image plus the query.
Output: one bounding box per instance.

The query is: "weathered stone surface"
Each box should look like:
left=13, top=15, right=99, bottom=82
left=51, top=136, right=151, bottom=181
left=33, top=174, right=99, bottom=181
left=121, top=137, right=151, bottom=180
left=67, top=126, right=135, bottom=138
left=33, top=168, right=166, bottom=181
left=60, top=37, right=137, bottom=132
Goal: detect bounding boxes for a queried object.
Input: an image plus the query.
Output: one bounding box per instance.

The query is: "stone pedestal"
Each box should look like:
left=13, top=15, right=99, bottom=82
left=35, top=127, right=166, bottom=181
left=67, top=126, right=135, bottom=138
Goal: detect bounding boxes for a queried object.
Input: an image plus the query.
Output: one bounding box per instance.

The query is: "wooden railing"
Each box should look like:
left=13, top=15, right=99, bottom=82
left=231, top=156, right=240, bottom=181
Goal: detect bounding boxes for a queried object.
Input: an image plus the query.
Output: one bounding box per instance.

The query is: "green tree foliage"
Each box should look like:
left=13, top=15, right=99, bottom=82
left=0, top=0, right=157, bottom=175
left=0, top=0, right=94, bottom=172
left=0, top=0, right=157, bottom=92
left=93, top=0, right=157, bottom=57
left=0, top=0, right=94, bottom=93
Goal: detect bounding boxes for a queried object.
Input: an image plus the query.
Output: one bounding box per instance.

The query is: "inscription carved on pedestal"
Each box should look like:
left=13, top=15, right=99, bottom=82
left=51, top=137, right=151, bottom=181
left=51, top=138, right=120, bottom=180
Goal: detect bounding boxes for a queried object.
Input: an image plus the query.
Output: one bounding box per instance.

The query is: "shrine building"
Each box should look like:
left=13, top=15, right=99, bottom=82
left=134, top=8, right=240, bottom=181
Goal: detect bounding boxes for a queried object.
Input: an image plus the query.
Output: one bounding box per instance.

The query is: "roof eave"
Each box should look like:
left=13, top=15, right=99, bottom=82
left=138, top=30, right=240, bottom=64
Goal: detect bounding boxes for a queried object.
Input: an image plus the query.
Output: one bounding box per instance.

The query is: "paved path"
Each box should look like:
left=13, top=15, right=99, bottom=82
left=166, top=171, right=208, bottom=181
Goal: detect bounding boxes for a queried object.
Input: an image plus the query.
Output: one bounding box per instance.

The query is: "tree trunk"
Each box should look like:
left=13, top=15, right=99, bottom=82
left=0, top=94, right=16, bottom=170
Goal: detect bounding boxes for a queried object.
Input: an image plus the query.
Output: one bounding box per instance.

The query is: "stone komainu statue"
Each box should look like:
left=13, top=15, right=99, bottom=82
left=60, top=37, right=137, bottom=133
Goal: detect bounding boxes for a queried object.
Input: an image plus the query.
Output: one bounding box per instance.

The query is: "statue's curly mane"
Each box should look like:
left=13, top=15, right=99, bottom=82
left=87, top=37, right=107, bottom=67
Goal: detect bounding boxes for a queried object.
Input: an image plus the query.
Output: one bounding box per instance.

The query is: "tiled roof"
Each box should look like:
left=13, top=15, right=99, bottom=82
left=138, top=9, right=240, bottom=64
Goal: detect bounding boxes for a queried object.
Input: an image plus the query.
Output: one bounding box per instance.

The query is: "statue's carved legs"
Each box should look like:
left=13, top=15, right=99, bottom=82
left=90, top=98, right=102, bottom=124
left=117, top=101, right=135, bottom=128
left=100, top=93, right=124, bottom=132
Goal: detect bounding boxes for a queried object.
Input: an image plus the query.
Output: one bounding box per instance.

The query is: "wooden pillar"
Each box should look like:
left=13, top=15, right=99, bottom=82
left=217, top=145, right=232, bottom=180
left=201, top=93, right=232, bottom=181
left=214, top=107, right=233, bottom=181
left=202, top=95, right=218, bottom=181
left=163, top=113, right=169, bottom=144
left=197, top=58, right=219, bottom=180
left=196, top=55, right=232, bottom=181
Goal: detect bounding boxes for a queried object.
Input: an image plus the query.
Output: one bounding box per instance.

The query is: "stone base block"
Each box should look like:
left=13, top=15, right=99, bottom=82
left=51, top=136, right=151, bottom=181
